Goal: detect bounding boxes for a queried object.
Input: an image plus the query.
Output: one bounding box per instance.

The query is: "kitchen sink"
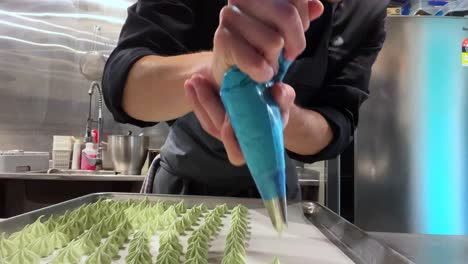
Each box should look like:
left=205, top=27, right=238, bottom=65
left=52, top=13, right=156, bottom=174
left=44, top=169, right=118, bottom=175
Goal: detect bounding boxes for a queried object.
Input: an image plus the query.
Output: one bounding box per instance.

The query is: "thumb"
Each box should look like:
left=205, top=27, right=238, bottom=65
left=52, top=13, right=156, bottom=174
left=308, top=0, right=324, bottom=21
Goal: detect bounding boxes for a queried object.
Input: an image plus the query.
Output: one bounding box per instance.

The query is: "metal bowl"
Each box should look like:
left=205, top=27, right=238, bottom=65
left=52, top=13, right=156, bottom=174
left=108, top=135, right=149, bottom=175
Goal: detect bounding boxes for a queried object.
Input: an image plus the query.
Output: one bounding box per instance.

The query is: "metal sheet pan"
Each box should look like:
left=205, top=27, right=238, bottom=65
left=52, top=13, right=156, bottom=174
left=0, top=193, right=413, bottom=264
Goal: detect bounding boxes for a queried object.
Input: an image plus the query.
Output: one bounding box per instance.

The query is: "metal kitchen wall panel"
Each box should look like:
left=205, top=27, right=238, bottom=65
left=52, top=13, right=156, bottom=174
left=0, top=0, right=169, bottom=152
left=356, top=16, right=468, bottom=235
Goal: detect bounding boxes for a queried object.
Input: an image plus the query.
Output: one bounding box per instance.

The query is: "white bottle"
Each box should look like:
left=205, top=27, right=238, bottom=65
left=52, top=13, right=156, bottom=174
left=71, top=139, right=83, bottom=170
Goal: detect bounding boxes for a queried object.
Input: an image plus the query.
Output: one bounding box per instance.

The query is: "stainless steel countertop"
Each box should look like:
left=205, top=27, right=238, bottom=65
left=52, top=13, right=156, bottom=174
left=370, top=232, right=468, bottom=264
left=0, top=172, right=145, bottom=181
left=0, top=168, right=318, bottom=184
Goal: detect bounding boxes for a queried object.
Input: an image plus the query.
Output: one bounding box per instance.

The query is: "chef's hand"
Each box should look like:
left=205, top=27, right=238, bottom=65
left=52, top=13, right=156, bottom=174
left=185, top=74, right=296, bottom=166
left=211, top=0, right=324, bottom=86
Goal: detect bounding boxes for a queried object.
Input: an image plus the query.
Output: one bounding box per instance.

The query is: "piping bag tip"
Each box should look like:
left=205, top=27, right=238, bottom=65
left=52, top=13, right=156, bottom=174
left=264, top=196, right=288, bottom=235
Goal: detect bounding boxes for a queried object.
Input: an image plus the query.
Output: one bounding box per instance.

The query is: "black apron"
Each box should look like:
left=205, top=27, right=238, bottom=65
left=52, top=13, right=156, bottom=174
left=142, top=113, right=300, bottom=201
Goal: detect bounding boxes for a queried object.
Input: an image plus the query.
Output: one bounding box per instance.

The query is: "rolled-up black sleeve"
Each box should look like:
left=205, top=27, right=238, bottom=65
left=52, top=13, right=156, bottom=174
left=102, top=0, right=197, bottom=127
left=288, top=7, right=387, bottom=163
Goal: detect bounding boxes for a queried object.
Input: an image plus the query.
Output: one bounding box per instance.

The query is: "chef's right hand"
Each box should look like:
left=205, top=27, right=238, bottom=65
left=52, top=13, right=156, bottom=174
left=211, top=0, right=324, bottom=87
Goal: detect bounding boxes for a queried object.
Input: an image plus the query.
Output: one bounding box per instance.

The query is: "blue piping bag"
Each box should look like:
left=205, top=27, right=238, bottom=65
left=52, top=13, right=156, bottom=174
left=220, top=53, right=292, bottom=234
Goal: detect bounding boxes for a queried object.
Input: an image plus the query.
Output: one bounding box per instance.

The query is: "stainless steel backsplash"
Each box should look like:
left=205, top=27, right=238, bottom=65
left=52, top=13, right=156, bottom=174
left=0, top=0, right=169, bottom=152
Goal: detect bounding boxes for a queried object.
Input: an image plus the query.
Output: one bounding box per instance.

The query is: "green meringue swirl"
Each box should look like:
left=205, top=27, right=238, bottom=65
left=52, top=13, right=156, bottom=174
left=221, top=251, right=246, bottom=264
left=125, top=231, right=152, bottom=264
left=156, top=229, right=183, bottom=263
left=185, top=256, right=208, bottom=264
left=5, top=247, right=40, bottom=264
left=50, top=241, right=83, bottom=264
left=8, top=229, right=34, bottom=247
left=57, top=219, right=83, bottom=241
left=125, top=246, right=152, bottom=264
left=84, top=246, right=112, bottom=264
left=48, top=229, right=69, bottom=249
left=0, top=233, right=17, bottom=258
left=159, top=205, right=177, bottom=229
left=78, top=210, right=98, bottom=230
left=108, top=222, right=132, bottom=246
left=184, top=204, right=228, bottom=264
left=94, top=219, right=110, bottom=237
left=45, top=215, right=59, bottom=231
left=197, top=204, right=208, bottom=213
left=26, top=216, right=49, bottom=237
left=156, top=250, right=182, bottom=264
left=169, top=207, right=202, bottom=235
left=100, top=238, right=120, bottom=258
left=29, top=235, right=55, bottom=257
left=175, top=200, right=187, bottom=215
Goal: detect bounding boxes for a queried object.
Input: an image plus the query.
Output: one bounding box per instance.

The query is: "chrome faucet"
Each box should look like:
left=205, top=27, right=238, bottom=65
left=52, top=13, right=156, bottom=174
left=83, top=81, right=104, bottom=170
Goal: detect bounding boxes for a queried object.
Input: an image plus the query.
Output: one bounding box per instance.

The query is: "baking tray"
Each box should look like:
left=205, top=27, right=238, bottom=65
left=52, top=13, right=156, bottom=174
left=0, top=193, right=413, bottom=264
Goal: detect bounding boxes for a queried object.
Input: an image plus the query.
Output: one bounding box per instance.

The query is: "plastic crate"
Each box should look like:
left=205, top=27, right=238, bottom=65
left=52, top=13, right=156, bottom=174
left=52, top=150, right=71, bottom=169
left=52, top=136, right=73, bottom=151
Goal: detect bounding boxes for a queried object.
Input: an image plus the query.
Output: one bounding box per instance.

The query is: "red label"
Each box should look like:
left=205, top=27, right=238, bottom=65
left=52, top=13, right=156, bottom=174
left=463, top=38, right=468, bottom=52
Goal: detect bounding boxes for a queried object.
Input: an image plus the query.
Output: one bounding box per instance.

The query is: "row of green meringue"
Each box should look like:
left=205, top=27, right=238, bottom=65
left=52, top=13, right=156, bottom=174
left=221, top=205, right=250, bottom=264
left=49, top=214, right=133, bottom=264
left=2, top=247, right=40, bottom=264
left=1, top=217, right=69, bottom=261
left=1, top=199, right=137, bottom=264
left=83, top=220, right=135, bottom=264
left=156, top=204, right=207, bottom=264
left=2, top=199, right=242, bottom=264
left=156, top=229, right=183, bottom=264
left=125, top=231, right=153, bottom=264
left=7, top=215, right=49, bottom=246
left=125, top=199, right=168, bottom=229
left=173, top=205, right=205, bottom=235
left=44, top=200, right=121, bottom=241
left=184, top=204, right=228, bottom=264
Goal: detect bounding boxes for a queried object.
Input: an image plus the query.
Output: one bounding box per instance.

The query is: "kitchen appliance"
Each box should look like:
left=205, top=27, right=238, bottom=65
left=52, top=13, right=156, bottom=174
left=0, top=150, right=49, bottom=172
left=355, top=17, right=468, bottom=235
left=101, top=142, right=114, bottom=170
left=108, top=134, right=149, bottom=175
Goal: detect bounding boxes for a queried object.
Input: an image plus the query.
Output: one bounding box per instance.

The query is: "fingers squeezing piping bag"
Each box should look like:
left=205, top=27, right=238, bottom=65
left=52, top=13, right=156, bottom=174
left=220, top=53, right=292, bottom=234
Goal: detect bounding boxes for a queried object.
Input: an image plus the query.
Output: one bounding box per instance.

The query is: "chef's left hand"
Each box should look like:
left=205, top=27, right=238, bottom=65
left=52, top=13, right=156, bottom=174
left=184, top=74, right=296, bottom=166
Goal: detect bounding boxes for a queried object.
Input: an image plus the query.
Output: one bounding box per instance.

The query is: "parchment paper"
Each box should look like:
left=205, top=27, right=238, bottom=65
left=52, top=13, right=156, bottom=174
left=39, top=204, right=354, bottom=264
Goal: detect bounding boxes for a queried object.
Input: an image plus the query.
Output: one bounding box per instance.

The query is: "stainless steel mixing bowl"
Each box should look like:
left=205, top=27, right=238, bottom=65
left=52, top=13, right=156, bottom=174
left=108, top=135, right=149, bottom=175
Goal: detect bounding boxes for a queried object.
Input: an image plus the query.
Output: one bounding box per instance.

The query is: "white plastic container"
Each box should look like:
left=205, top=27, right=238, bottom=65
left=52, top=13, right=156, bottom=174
left=71, top=139, right=83, bottom=170
left=52, top=136, right=73, bottom=151
left=52, top=135, right=73, bottom=169
left=52, top=151, right=71, bottom=169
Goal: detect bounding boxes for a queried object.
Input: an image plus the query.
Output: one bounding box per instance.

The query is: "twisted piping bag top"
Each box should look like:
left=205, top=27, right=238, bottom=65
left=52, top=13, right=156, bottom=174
left=220, top=53, right=293, bottom=234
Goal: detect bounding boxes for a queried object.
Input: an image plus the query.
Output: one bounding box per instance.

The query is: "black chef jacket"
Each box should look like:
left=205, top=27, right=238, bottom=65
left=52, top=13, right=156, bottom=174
left=102, top=0, right=388, bottom=200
